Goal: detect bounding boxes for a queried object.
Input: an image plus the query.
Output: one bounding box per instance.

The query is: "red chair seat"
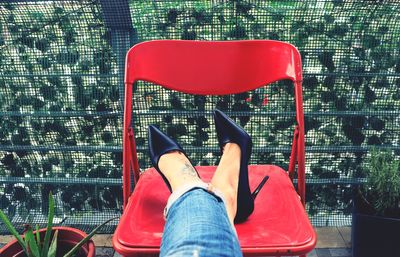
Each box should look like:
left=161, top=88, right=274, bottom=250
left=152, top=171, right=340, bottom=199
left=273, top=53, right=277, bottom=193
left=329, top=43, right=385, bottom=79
left=113, top=165, right=316, bottom=256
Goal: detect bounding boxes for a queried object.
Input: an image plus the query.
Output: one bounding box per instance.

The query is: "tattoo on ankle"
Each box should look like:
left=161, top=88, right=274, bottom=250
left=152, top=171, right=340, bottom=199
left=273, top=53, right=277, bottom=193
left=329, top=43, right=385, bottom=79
left=180, top=162, right=198, bottom=177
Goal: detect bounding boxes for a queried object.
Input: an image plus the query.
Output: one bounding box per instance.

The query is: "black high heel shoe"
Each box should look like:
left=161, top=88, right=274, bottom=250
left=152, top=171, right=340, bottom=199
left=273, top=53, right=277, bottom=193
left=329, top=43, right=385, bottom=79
left=214, top=109, right=269, bottom=223
left=148, top=125, right=199, bottom=192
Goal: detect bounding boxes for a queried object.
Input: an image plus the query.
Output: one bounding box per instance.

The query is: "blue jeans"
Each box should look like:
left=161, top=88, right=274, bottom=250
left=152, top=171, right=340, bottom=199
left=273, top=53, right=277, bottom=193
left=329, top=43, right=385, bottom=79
left=160, top=188, right=243, bottom=257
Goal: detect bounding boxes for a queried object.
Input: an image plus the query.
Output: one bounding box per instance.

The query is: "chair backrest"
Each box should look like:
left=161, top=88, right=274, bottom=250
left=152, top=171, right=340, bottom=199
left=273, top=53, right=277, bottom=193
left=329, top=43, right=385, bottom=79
left=122, top=40, right=306, bottom=207
left=125, top=40, right=302, bottom=94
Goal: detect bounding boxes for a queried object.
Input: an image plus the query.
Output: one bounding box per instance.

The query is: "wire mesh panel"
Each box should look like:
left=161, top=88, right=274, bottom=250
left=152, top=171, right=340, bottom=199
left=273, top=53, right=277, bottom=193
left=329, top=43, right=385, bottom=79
left=132, top=81, right=296, bottom=169
left=0, top=0, right=121, bottom=233
left=128, top=0, right=400, bottom=226
left=0, top=0, right=399, bottom=233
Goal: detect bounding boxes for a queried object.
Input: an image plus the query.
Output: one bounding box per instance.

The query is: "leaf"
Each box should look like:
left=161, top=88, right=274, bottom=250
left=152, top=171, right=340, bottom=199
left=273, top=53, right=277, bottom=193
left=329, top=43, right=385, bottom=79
left=41, top=192, right=55, bottom=257
left=0, top=209, right=27, bottom=252
left=318, top=52, right=335, bottom=72
left=25, top=234, right=35, bottom=257
left=303, top=76, right=319, bottom=90
left=181, top=30, right=197, bottom=40
left=35, top=224, right=42, bottom=254
left=167, top=8, right=179, bottom=24
left=327, top=24, right=348, bottom=37
left=364, top=85, right=376, bottom=103
left=48, top=230, right=58, bottom=257
left=363, top=35, right=380, bottom=49
left=63, top=217, right=118, bottom=257
left=367, top=135, right=381, bottom=145
left=226, top=25, right=247, bottom=39
left=368, top=116, right=385, bottom=131
left=26, top=227, right=41, bottom=257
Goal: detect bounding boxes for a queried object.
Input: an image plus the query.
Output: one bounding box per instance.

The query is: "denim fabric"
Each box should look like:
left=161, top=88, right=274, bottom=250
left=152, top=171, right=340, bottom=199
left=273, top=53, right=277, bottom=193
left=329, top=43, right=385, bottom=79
left=163, top=181, right=212, bottom=218
left=160, top=188, right=243, bottom=257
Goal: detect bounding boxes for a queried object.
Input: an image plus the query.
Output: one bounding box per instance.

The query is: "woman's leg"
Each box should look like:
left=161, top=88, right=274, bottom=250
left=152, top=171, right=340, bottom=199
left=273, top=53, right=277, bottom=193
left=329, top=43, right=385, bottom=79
left=210, top=143, right=241, bottom=226
left=158, top=151, right=242, bottom=257
left=161, top=188, right=241, bottom=257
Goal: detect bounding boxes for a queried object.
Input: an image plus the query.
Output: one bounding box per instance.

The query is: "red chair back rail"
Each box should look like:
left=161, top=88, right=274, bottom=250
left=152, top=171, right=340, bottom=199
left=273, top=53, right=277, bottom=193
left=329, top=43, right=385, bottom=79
left=125, top=40, right=302, bottom=94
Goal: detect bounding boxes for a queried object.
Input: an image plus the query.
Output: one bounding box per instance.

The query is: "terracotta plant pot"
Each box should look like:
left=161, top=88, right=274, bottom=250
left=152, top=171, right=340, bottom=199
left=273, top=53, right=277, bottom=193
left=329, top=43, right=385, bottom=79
left=0, top=227, right=95, bottom=257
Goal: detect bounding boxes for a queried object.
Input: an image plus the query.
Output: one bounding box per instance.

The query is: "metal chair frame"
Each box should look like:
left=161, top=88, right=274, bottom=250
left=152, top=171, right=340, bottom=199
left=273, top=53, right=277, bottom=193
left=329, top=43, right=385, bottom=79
left=113, top=40, right=316, bottom=257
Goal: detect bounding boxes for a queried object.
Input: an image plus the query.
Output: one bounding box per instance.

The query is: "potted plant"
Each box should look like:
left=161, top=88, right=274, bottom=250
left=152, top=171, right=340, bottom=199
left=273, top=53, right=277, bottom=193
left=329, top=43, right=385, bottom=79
left=0, top=193, right=117, bottom=257
left=352, top=148, right=400, bottom=257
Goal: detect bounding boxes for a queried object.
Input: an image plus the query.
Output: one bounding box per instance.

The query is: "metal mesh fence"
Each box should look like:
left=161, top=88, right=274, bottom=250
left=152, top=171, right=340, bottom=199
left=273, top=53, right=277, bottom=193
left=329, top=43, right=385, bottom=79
left=0, top=0, right=399, bottom=234
left=128, top=0, right=400, bottom=227
left=0, top=0, right=121, bottom=233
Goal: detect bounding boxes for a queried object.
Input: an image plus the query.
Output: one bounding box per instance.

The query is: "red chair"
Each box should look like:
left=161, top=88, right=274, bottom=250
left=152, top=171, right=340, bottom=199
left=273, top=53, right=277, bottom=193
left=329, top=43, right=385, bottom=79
left=113, top=40, right=317, bottom=256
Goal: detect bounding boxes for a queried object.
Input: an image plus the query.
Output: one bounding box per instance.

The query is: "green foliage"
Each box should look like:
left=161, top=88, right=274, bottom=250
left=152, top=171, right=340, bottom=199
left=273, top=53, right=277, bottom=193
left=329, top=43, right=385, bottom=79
left=127, top=0, right=400, bottom=225
left=48, top=230, right=58, bottom=257
left=0, top=193, right=55, bottom=256
left=41, top=192, right=55, bottom=257
left=0, top=0, right=121, bottom=224
left=0, top=209, right=26, bottom=252
left=25, top=226, right=40, bottom=257
left=0, top=0, right=399, bottom=228
left=365, top=149, right=400, bottom=216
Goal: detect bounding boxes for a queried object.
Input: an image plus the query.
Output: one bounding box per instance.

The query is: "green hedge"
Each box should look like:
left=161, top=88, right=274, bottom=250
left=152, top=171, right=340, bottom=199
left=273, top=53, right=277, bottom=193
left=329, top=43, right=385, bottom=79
left=128, top=0, right=400, bottom=226
left=0, top=1, right=121, bottom=232
left=0, top=0, right=399, bottom=231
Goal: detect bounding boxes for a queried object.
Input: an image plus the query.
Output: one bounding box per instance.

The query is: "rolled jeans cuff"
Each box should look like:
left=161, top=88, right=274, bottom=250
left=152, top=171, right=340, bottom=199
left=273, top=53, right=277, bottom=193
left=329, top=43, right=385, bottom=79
left=164, top=181, right=226, bottom=219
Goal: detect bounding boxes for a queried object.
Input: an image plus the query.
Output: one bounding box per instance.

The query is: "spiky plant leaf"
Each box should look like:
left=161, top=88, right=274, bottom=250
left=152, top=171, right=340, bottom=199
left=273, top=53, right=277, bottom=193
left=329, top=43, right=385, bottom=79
left=48, top=230, right=58, bottom=257
left=41, top=192, right=55, bottom=257
left=35, top=224, right=41, bottom=254
left=0, top=209, right=27, bottom=252
left=24, top=235, right=35, bottom=257
left=63, top=217, right=118, bottom=257
left=25, top=227, right=40, bottom=257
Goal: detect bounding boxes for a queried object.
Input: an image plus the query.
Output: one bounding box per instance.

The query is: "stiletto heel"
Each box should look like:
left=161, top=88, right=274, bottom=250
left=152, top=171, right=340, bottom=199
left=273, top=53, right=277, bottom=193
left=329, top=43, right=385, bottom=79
left=214, top=109, right=268, bottom=223
left=252, top=176, right=269, bottom=200
left=148, top=125, right=197, bottom=192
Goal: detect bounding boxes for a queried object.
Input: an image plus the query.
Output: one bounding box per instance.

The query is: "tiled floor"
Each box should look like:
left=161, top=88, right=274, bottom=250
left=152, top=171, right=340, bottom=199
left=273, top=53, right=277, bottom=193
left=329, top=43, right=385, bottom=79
left=314, top=248, right=352, bottom=257
left=0, top=227, right=353, bottom=257
left=100, top=247, right=353, bottom=257
left=0, top=244, right=351, bottom=257
left=0, top=245, right=352, bottom=257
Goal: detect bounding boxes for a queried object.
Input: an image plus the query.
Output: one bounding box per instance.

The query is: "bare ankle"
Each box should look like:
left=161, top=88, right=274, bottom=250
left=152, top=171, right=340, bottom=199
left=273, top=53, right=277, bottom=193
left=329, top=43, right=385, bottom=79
left=158, top=152, right=201, bottom=192
left=223, top=142, right=240, bottom=153
left=158, top=151, right=184, bottom=171
left=211, top=183, right=237, bottom=223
